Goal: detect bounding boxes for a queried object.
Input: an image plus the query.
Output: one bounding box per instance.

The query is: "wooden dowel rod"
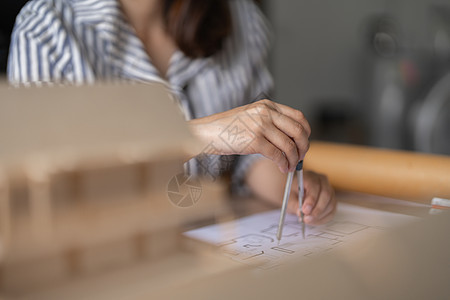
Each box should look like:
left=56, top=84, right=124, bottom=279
left=304, top=141, right=450, bottom=204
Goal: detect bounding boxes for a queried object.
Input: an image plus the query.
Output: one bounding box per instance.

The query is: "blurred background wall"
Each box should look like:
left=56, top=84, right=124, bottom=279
left=1, top=0, right=449, bottom=154
left=263, top=0, right=450, bottom=154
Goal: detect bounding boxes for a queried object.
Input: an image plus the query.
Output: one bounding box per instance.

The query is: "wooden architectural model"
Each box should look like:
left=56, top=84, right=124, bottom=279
left=0, top=83, right=228, bottom=297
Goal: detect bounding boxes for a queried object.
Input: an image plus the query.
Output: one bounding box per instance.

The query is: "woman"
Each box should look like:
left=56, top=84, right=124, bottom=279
left=8, top=0, right=336, bottom=225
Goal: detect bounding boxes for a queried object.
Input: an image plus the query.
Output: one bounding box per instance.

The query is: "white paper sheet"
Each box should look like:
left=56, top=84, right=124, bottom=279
left=184, top=203, right=418, bottom=269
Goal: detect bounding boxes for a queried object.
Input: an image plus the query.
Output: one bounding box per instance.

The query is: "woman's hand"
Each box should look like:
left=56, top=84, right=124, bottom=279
left=189, top=99, right=311, bottom=173
left=246, top=158, right=336, bottom=225
left=299, top=170, right=336, bottom=225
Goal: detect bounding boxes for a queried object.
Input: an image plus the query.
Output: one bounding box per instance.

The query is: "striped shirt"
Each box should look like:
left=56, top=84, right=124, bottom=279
left=8, top=0, right=273, bottom=191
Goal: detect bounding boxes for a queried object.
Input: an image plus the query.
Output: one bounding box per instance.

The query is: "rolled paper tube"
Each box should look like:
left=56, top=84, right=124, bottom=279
left=304, top=141, right=450, bottom=204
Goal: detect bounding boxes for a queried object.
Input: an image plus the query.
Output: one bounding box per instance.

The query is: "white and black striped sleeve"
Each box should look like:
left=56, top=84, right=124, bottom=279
left=8, top=0, right=74, bottom=85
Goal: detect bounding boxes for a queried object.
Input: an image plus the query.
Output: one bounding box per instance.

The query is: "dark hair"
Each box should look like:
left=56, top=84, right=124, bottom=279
left=163, top=0, right=232, bottom=58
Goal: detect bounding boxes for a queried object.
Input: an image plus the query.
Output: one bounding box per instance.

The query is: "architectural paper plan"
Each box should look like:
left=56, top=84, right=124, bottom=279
left=184, top=203, right=419, bottom=269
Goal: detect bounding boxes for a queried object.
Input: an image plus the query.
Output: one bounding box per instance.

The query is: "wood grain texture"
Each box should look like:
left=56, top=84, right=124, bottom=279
left=304, top=141, right=450, bottom=203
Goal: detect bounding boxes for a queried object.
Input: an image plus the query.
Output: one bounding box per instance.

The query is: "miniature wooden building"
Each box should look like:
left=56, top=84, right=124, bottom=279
left=0, top=83, right=228, bottom=296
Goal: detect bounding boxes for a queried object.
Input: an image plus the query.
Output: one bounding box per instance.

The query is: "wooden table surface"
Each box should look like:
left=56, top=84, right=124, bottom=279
left=4, top=191, right=435, bottom=300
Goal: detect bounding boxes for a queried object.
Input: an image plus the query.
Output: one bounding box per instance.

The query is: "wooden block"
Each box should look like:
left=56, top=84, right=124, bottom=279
left=0, top=172, right=11, bottom=253
left=147, top=159, right=184, bottom=196
left=80, top=164, right=140, bottom=204
left=27, top=173, right=53, bottom=242
left=144, top=228, right=180, bottom=259
left=50, top=172, right=77, bottom=212
left=0, top=254, right=68, bottom=295
left=79, top=239, right=137, bottom=275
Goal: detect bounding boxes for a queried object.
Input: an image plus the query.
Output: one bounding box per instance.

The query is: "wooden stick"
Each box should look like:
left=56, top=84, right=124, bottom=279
left=304, top=141, right=450, bottom=204
left=27, top=163, right=54, bottom=241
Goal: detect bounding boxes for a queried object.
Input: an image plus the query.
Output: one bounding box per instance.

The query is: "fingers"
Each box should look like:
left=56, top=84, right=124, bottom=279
left=269, top=101, right=312, bottom=137
left=262, top=124, right=300, bottom=172
left=301, top=172, right=336, bottom=225
left=283, top=171, right=336, bottom=226
left=269, top=110, right=310, bottom=164
left=251, top=100, right=310, bottom=169
left=255, top=137, right=289, bottom=173
left=308, top=208, right=335, bottom=225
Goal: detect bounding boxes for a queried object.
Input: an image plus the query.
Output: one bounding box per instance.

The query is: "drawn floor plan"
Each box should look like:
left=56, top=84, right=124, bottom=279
left=184, top=203, right=418, bottom=269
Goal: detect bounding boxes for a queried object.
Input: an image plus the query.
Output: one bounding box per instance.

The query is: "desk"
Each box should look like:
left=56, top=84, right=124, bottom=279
left=4, top=192, right=444, bottom=300
left=157, top=193, right=449, bottom=300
